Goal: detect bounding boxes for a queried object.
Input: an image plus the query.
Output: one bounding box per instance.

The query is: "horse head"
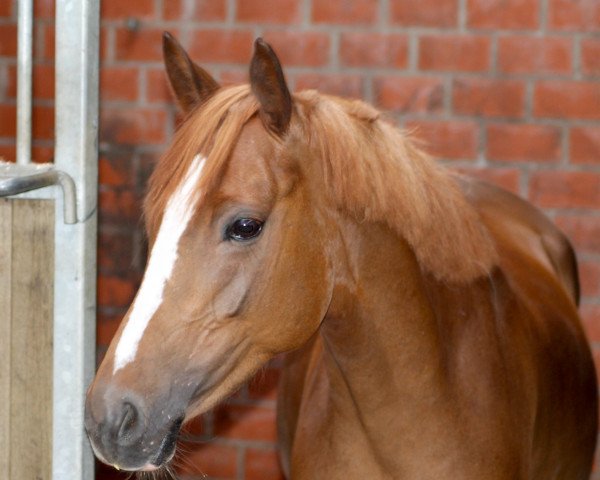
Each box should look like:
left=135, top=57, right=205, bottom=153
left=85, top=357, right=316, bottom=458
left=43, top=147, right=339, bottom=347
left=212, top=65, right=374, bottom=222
left=84, top=33, right=335, bottom=471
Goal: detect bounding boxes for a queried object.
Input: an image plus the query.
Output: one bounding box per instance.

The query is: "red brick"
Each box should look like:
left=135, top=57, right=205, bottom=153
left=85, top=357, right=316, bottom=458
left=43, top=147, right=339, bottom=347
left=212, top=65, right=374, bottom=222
left=249, top=368, right=280, bottom=400
left=312, top=0, right=378, bottom=24
left=97, top=275, right=137, bottom=309
left=295, top=73, right=363, bottom=98
left=188, top=30, right=253, bottom=64
left=100, top=67, right=139, bottom=102
left=214, top=404, right=277, bottom=442
left=99, top=27, right=112, bottom=62
left=163, top=0, right=227, bottom=22
left=0, top=104, right=16, bottom=137
left=487, top=124, right=561, bottom=162
left=0, top=144, right=15, bottom=162
left=262, top=31, right=330, bottom=67
left=96, top=312, right=123, bottom=346
left=42, top=24, right=55, bottom=60
left=374, top=76, right=444, bottom=114
left=498, top=36, right=572, bottom=75
left=580, top=261, right=600, bottom=299
left=163, top=0, right=226, bottom=21
left=100, top=108, right=168, bottom=145
left=530, top=172, right=600, bottom=209
left=101, top=0, right=155, bottom=19
left=405, top=120, right=479, bottom=160
left=32, top=21, right=42, bottom=59
left=34, top=0, right=54, bottom=18
left=534, top=81, right=600, bottom=120
left=581, top=305, right=600, bottom=343
left=419, top=35, right=490, bottom=72
left=31, top=145, right=54, bottom=164
left=456, top=167, right=521, bottom=194
left=98, top=189, right=142, bottom=225
left=32, top=106, right=54, bottom=140
left=340, top=33, right=408, bottom=68
left=593, top=349, right=600, bottom=386
left=181, top=416, right=206, bottom=437
left=99, top=154, right=134, bottom=187
left=590, top=345, right=600, bottom=390
left=390, top=0, right=458, bottom=27
left=1, top=64, right=16, bottom=98
left=0, top=1, right=12, bottom=16
left=175, top=442, right=237, bottom=478
left=570, top=127, right=600, bottom=165
left=549, top=0, right=600, bottom=32
left=98, top=230, right=135, bottom=274
left=238, top=0, right=302, bottom=23
left=555, top=215, right=600, bottom=255
left=453, top=78, right=525, bottom=118
left=146, top=69, right=172, bottom=104
left=467, top=0, right=540, bottom=29
left=582, top=39, right=600, bottom=76
left=137, top=152, right=160, bottom=190
left=32, top=64, right=54, bottom=100
left=219, top=68, right=248, bottom=85
left=115, top=27, right=165, bottom=62
left=246, top=448, right=284, bottom=480
left=0, top=24, right=17, bottom=56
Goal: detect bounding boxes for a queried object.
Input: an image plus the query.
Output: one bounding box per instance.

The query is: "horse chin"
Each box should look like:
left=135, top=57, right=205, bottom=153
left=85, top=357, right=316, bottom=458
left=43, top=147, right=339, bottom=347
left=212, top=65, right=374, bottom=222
left=137, top=447, right=176, bottom=472
left=151, top=418, right=181, bottom=466
left=87, top=410, right=183, bottom=473
left=107, top=427, right=179, bottom=472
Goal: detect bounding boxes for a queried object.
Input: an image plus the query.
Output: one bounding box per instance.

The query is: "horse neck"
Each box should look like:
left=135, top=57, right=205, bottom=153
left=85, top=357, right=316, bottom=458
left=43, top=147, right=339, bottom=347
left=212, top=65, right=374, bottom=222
left=320, top=217, right=452, bottom=433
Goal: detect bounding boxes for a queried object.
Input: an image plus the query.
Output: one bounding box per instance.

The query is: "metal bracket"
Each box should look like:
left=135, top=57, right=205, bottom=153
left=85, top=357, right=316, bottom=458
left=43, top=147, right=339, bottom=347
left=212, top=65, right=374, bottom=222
left=0, top=162, right=78, bottom=224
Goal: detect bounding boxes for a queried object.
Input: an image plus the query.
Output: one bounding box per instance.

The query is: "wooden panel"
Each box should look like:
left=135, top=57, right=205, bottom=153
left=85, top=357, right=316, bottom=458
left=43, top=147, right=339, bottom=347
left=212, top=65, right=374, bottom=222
left=9, top=199, right=54, bottom=479
left=0, top=199, right=12, bottom=478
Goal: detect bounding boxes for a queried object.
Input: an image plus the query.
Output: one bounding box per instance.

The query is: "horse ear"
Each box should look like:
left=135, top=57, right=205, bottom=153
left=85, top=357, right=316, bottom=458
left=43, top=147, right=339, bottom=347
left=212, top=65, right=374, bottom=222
left=162, top=31, right=220, bottom=113
left=250, top=38, right=292, bottom=135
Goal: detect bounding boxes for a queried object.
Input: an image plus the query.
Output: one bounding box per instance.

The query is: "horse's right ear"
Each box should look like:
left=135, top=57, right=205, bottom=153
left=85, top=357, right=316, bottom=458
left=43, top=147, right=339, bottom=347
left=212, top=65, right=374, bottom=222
left=162, top=32, right=219, bottom=113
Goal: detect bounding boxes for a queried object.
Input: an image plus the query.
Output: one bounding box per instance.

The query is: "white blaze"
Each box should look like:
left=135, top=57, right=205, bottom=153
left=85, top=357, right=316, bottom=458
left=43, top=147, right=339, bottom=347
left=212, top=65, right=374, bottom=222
left=113, top=155, right=206, bottom=373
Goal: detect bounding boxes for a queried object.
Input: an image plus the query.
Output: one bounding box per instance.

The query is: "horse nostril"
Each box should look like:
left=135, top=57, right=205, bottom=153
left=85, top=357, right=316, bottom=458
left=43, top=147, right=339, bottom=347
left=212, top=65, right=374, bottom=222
left=115, top=401, right=142, bottom=446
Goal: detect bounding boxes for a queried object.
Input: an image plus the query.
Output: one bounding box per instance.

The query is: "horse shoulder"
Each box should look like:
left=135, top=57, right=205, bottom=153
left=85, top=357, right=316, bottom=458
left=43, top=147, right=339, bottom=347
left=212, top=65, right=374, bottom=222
left=458, top=175, right=597, bottom=478
left=458, top=176, right=580, bottom=306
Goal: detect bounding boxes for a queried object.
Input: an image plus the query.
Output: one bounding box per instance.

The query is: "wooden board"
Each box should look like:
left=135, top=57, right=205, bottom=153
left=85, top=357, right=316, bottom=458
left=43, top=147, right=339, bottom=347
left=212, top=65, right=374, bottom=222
left=0, top=199, right=12, bottom=478
left=0, top=199, right=54, bottom=479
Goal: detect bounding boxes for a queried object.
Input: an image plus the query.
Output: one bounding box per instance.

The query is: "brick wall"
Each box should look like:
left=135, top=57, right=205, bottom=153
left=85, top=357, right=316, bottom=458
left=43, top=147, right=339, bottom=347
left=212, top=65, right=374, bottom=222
left=1, top=0, right=600, bottom=479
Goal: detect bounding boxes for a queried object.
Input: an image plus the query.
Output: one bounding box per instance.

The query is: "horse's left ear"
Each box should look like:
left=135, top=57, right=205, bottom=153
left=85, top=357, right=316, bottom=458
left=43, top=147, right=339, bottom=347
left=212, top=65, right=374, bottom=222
left=250, top=38, right=292, bottom=136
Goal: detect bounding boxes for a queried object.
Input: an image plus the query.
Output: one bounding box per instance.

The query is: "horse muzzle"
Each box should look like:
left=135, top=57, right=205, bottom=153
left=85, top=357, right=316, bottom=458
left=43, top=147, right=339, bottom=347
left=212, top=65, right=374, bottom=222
left=84, top=384, right=184, bottom=471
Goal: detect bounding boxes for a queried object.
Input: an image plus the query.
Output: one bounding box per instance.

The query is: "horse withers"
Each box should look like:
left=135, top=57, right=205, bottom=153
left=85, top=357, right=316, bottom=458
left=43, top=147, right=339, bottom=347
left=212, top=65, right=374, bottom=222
left=84, top=33, right=598, bottom=479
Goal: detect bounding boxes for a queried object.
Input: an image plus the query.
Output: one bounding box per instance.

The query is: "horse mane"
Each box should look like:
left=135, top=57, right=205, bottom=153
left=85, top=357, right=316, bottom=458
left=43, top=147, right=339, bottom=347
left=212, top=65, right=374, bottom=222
left=145, top=85, right=497, bottom=283
left=295, top=91, right=498, bottom=282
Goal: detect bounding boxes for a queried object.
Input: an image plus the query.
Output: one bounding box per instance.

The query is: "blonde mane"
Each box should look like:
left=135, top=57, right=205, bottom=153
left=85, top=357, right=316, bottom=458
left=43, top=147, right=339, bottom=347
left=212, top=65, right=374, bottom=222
left=146, top=85, right=497, bottom=282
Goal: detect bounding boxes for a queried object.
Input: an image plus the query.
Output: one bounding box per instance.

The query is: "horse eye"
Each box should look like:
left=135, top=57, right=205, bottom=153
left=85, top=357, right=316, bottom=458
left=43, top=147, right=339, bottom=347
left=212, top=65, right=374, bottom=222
left=226, top=218, right=264, bottom=241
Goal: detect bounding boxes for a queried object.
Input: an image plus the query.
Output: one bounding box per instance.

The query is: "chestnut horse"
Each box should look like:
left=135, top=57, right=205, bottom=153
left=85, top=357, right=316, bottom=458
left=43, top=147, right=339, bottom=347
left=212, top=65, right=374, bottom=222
left=85, top=33, right=597, bottom=479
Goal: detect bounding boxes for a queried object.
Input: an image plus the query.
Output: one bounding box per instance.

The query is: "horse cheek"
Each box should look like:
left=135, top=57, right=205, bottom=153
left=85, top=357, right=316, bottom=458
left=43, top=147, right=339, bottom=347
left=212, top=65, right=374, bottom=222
left=254, top=234, right=331, bottom=354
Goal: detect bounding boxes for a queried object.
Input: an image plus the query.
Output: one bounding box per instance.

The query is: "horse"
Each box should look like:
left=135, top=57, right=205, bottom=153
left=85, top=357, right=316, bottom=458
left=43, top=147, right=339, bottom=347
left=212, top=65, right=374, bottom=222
left=84, top=32, right=598, bottom=479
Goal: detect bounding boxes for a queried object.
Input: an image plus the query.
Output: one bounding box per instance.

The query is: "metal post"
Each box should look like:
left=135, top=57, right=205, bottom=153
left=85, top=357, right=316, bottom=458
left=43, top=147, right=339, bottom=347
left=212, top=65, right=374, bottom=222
left=53, top=0, right=99, bottom=478
left=16, top=0, right=32, bottom=165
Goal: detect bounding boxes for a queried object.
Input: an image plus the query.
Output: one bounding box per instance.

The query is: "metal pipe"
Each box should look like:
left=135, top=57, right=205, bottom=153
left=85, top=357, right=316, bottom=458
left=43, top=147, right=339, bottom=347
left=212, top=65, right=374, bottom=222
left=0, top=164, right=79, bottom=224
left=16, top=0, right=33, bottom=165
left=53, top=0, right=99, bottom=478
